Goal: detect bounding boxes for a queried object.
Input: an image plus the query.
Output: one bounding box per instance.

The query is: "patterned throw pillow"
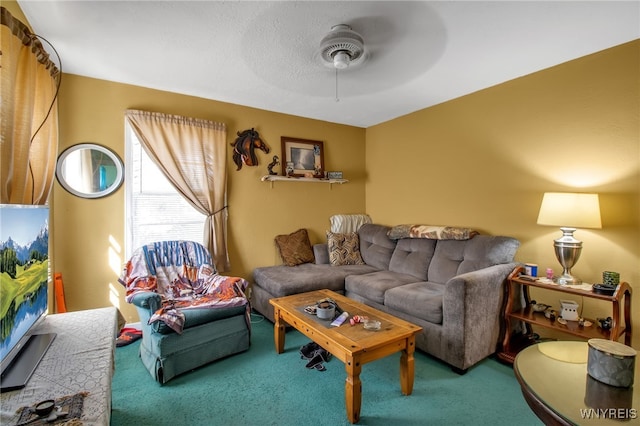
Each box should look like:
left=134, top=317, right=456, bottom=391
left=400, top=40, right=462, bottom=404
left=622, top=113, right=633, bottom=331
left=274, top=228, right=315, bottom=266
left=326, top=231, right=365, bottom=266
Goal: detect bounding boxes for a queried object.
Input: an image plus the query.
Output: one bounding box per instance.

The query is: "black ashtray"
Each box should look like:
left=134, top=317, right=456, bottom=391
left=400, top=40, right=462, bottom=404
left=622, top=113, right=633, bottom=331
left=593, top=283, right=617, bottom=295
left=34, top=399, right=55, bottom=416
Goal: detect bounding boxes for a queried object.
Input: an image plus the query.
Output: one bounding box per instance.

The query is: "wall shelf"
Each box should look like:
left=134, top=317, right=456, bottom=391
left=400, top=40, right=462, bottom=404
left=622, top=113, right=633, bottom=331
left=261, top=175, right=348, bottom=188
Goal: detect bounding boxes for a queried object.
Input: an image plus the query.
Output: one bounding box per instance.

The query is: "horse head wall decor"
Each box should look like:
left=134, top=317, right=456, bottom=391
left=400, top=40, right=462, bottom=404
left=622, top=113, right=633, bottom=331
left=231, top=128, right=270, bottom=170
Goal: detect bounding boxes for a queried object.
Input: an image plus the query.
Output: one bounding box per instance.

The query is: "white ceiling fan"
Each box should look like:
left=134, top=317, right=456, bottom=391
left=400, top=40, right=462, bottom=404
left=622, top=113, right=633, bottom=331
left=318, top=24, right=368, bottom=70
left=318, top=24, right=368, bottom=101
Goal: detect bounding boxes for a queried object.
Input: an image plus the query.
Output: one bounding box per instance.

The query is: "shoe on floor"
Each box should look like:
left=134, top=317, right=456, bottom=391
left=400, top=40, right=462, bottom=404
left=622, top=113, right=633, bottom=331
left=300, top=342, right=321, bottom=359
left=316, top=348, right=331, bottom=363
left=116, top=328, right=142, bottom=347
left=305, top=353, right=327, bottom=371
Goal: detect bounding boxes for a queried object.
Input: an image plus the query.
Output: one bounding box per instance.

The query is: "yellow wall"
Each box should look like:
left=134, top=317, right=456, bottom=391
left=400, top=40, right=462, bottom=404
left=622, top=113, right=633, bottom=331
left=53, top=75, right=366, bottom=323
left=366, top=40, right=639, bottom=347
left=3, top=0, right=27, bottom=24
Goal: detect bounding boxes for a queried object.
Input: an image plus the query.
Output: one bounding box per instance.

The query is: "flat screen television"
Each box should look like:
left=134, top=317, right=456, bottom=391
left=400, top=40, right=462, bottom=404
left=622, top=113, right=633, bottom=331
left=0, top=204, right=55, bottom=392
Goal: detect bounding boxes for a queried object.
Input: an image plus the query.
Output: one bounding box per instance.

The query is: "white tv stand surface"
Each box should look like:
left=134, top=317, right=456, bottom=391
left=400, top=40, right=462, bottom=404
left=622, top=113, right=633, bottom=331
left=0, top=307, right=122, bottom=425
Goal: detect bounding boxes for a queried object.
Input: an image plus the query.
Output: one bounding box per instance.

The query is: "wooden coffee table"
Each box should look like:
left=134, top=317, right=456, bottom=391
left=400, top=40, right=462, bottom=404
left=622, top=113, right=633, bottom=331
left=269, top=289, right=422, bottom=424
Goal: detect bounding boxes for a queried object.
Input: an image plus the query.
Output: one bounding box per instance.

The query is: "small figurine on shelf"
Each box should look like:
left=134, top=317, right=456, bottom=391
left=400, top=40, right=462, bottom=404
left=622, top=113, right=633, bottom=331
left=267, top=155, right=279, bottom=175
left=530, top=300, right=551, bottom=312
left=546, top=268, right=554, bottom=280
left=597, top=317, right=613, bottom=330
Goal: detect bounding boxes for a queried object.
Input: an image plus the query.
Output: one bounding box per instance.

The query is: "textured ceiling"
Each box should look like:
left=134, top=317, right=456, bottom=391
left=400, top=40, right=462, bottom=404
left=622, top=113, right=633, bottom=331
left=18, top=1, right=640, bottom=128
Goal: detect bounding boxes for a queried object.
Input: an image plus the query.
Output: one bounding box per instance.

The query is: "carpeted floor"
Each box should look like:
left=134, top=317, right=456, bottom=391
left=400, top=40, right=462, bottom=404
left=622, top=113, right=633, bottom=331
left=111, top=313, right=542, bottom=425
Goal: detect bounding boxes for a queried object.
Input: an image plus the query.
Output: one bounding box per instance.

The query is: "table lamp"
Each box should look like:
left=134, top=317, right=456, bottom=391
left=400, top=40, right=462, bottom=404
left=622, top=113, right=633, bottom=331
left=536, top=192, right=601, bottom=285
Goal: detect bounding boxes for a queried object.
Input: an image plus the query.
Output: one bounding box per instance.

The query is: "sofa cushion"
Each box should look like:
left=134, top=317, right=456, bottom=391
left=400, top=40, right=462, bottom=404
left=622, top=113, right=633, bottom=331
left=274, top=228, right=315, bottom=266
left=313, top=243, right=330, bottom=264
left=327, top=231, right=365, bottom=266
left=384, top=282, right=445, bottom=324
left=427, top=235, right=519, bottom=284
left=357, top=224, right=396, bottom=270
left=345, top=271, right=422, bottom=305
left=151, top=305, right=247, bottom=334
left=388, top=238, right=437, bottom=281
left=428, top=240, right=466, bottom=284
left=457, top=235, right=520, bottom=274
left=253, top=263, right=377, bottom=297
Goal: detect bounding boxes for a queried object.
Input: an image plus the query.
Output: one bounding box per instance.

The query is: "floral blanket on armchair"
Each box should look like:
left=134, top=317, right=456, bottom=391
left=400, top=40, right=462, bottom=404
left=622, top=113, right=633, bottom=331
left=118, top=241, right=249, bottom=334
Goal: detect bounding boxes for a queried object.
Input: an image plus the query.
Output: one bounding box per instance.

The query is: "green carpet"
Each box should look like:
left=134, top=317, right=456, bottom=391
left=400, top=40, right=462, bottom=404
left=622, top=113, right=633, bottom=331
left=111, top=314, right=542, bottom=425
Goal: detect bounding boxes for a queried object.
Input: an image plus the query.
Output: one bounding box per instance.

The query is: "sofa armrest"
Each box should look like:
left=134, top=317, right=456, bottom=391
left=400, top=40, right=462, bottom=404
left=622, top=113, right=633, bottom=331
left=442, top=263, right=519, bottom=367
left=130, top=292, right=162, bottom=312
left=313, top=243, right=330, bottom=264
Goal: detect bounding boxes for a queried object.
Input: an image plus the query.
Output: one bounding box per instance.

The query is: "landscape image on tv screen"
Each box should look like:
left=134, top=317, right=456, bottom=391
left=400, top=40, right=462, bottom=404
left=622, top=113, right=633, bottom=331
left=0, top=205, right=49, bottom=363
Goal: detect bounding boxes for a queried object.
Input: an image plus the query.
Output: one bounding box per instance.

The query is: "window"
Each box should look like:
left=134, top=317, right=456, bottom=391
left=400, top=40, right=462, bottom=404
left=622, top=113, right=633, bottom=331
left=125, top=124, right=206, bottom=257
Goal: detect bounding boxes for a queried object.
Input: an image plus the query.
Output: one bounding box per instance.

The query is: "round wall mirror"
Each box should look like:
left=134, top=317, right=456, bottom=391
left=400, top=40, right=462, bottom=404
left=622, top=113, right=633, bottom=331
left=56, top=143, right=124, bottom=199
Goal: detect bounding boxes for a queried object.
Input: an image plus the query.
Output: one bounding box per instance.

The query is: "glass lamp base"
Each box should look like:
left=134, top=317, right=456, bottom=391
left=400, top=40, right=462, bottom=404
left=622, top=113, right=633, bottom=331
left=554, top=274, right=582, bottom=285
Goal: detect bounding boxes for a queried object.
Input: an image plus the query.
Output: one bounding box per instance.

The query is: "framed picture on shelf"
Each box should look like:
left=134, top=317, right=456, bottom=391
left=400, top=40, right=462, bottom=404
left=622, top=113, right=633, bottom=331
left=281, top=137, right=324, bottom=178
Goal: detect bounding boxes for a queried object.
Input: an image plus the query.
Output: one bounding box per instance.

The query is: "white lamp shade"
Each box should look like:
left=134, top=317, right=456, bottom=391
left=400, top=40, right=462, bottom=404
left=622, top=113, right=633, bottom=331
left=537, top=192, right=602, bottom=229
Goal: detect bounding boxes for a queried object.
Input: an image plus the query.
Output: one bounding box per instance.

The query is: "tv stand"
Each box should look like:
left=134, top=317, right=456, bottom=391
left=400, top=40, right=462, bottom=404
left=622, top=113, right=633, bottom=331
left=0, top=333, right=56, bottom=393
left=0, top=307, right=123, bottom=425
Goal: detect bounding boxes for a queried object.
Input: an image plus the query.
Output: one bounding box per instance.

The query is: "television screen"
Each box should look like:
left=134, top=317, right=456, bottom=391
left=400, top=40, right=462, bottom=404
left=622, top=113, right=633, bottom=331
left=0, top=204, right=54, bottom=392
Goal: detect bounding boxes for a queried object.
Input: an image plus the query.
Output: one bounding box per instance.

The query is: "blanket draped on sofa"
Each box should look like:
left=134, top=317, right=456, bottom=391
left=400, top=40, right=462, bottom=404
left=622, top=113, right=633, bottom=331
left=387, top=224, right=478, bottom=240
left=330, top=214, right=372, bottom=233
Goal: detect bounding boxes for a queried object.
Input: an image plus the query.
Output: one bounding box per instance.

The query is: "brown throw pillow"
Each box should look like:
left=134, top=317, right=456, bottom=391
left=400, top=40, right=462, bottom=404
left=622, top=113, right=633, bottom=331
left=327, top=231, right=365, bottom=266
left=274, top=228, right=315, bottom=266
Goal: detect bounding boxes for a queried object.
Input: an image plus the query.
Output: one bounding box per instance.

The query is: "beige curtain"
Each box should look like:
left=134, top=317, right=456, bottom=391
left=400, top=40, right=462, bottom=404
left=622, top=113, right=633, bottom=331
left=124, top=109, right=230, bottom=271
left=1, top=7, right=60, bottom=204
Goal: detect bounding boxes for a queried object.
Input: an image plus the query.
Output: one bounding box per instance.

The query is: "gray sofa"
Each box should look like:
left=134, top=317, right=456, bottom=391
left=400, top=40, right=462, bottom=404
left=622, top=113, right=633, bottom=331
left=252, top=224, right=520, bottom=372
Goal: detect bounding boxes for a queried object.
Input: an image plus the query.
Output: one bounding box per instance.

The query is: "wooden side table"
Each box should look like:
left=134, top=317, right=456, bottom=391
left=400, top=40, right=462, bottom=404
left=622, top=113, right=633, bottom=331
left=498, top=266, right=632, bottom=363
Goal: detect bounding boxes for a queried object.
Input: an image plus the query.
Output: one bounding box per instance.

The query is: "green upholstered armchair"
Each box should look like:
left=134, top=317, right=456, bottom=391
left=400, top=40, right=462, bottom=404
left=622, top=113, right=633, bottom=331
left=119, top=241, right=251, bottom=384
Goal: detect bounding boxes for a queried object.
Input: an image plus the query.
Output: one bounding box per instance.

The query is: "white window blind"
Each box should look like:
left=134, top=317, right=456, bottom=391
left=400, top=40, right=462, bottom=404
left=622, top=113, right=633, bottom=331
left=124, top=124, right=206, bottom=257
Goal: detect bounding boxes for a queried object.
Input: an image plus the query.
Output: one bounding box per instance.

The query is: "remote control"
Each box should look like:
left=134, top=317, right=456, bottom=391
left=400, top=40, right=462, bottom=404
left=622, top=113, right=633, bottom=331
left=330, top=311, right=349, bottom=327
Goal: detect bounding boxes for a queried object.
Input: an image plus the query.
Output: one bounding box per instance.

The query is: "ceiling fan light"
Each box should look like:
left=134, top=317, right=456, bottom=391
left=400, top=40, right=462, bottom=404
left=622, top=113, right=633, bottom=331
left=333, top=51, right=350, bottom=69
left=319, top=24, right=366, bottom=69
